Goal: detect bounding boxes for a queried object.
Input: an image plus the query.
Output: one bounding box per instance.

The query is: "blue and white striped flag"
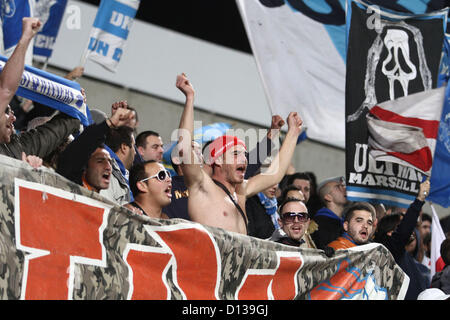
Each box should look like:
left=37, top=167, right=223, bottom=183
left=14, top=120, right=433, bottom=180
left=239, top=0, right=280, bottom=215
left=0, top=54, right=90, bottom=126
left=82, top=0, right=140, bottom=72
left=33, top=0, right=68, bottom=58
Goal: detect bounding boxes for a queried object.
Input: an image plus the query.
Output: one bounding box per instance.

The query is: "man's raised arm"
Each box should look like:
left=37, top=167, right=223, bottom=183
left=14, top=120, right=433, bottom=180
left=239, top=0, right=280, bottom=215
left=0, top=18, right=41, bottom=113
left=245, top=112, right=303, bottom=197
left=174, top=73, right=204, bottom=187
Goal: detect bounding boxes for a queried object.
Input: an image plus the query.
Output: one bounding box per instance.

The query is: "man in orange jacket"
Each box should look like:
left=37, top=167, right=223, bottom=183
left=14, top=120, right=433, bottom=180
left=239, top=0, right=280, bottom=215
left=327, top=202, right=376, bottom=250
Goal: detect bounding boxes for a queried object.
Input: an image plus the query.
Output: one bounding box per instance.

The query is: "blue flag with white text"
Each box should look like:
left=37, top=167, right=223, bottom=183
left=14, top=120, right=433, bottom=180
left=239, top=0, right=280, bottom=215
left=83, top=0, right=140, bottom=72
left=1, top=0, right=31, bottom=55
left=33, top=0, right=68, bottom=58
left=0, top=55, right=90, bottom=126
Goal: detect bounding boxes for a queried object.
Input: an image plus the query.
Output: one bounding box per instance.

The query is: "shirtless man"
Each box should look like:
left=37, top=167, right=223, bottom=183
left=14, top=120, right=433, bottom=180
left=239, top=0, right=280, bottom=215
left=175, top=73, right=303, bottom=234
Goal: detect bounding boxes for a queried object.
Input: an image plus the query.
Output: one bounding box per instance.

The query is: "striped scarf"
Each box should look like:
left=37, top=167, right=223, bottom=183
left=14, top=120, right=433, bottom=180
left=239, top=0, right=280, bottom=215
left=257, top=192, right=280, bottom=229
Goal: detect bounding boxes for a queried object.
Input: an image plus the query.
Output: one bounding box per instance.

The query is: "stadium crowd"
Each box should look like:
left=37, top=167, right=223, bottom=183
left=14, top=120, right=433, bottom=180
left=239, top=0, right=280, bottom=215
left=1, top=17, right=449, bottom=300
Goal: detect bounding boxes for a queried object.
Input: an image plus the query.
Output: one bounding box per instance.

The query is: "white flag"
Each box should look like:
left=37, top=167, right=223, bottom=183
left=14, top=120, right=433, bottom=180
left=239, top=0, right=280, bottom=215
left=430, top=204, right=446, bottom=278
left=366, top=87, right=445, bottom=174
left=81, top=0, right=140, bottom=72
left=235, top=0, right=346, bottom=148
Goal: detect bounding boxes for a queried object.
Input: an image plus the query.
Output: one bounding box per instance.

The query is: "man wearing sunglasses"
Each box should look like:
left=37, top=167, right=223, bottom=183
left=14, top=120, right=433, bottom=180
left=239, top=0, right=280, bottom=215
left=269, top=197, right=314, bottom=248
left=175, top=73, right=303, bottom=235
left=128, top=160, right=172, bottom=219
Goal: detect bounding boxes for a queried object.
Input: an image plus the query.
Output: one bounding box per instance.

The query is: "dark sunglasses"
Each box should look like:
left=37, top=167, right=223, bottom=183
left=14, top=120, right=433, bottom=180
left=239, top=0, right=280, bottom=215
left=139, top=169, right=171, bottom=183
left=282, top=212, right=310, bottom=223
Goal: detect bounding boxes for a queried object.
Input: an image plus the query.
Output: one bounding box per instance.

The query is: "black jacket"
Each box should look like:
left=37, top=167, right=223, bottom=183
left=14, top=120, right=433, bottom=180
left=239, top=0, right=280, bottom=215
left=374, top=198, right=427, bottom=300
left=0, top=113, right=80, bottom=160
left=56, top=121, right=109, bottom=185
left=431, top=265, right=450, bottom=294
left=246, top=195, right=276, bottom=239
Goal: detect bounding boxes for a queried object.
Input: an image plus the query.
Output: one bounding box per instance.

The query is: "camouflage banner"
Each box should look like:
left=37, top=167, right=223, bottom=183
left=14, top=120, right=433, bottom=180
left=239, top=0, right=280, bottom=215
left=0, top=155, right=408, bottom=300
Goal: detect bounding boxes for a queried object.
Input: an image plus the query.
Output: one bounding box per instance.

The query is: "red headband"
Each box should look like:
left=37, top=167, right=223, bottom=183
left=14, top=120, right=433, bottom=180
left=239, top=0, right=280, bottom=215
left=206, top=135, right=247, bottom=164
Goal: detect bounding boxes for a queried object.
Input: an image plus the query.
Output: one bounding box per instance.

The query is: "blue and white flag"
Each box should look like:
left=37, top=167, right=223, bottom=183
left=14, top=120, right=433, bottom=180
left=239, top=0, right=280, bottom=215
left=0, top=54, right=90, bottom=126
left=33, top=0, right=68, bottom=58
left=427, top=34, right=450, bottom=208
left=82, top=0, right=140, bottom=72
left=428, top=82, right=450, bottom=207
left=1, top=0, right=33, bottom=62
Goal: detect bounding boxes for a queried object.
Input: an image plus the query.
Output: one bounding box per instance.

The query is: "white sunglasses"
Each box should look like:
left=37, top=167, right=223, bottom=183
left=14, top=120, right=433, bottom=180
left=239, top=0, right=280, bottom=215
left=139, top=169, right=171, bottom=183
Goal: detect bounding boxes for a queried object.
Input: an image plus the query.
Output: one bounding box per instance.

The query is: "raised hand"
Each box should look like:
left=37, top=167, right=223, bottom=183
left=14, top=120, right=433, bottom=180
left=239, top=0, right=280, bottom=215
left=111, top=100, right=128, bottom=116
left=286, top=112, right=303, bottom=136
left=176, top=73, right=195, bottom=99
left=65, top=66, right=85, bottom=81
left=108, top=102, right=132, bottom=128
left=268, top=114, right=285, bottom=140
left=21, top=18, right=41, bottom=42
left=417, top=179, right=430, bottom=201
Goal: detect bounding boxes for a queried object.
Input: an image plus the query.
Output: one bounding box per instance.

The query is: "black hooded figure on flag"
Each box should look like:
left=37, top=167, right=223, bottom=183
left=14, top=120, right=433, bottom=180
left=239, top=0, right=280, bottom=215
left=344, top=0, right=447, bottom=209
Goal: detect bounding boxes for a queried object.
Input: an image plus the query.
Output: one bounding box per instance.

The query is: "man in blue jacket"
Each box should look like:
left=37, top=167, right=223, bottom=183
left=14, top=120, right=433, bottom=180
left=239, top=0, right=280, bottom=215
left=311, top=176, right=348, bottom=249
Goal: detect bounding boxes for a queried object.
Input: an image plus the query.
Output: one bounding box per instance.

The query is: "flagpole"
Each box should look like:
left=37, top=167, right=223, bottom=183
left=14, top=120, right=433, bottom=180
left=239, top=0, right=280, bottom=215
left=42, top=57, right=49, bottom=71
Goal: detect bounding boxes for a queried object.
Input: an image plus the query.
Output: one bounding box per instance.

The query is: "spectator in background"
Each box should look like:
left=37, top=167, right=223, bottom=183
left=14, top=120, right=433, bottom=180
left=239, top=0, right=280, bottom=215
left=286, top=172, right=311, bottom=204
left=404, top=226, right=431, bottom=287
left=430, top=239, right=450, bottom=294
left=246, top=183, right=280, bottom=239
left=311, top=176, right=348, bottom=250
left=304, top=171, right=322, bottom=218
left=278, top=184, right=306, bottom=204
left=136, top=130, right=164, bottom=162
left=374, top=203, right=387, bottom=226
left=421, top=232, right=432, bottom=271
left=419, top=212, right=432, bottom=238
left=373, top=180, right=430, bottom=300
left=100, top=126, right=136, bottom=205
left=128, top=160, right=172, bottom=219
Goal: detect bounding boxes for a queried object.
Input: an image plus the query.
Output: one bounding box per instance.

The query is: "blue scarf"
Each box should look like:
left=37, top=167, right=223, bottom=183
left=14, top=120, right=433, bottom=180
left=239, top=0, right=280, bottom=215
left=257, top=192, right=280, bottom=229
